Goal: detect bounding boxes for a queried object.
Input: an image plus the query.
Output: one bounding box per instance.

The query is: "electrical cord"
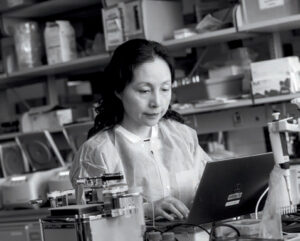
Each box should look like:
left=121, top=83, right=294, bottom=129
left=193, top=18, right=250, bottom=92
left=213, top=223, right=241, bottom=237
left=163, top=222, right=210, bottom=236
left=145, top=221, right=240, bottom=240
left=255, top=187, right=269, bottom=219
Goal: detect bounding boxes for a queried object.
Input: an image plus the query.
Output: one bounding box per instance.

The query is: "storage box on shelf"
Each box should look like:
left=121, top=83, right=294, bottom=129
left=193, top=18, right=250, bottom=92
left=241, top=0, right=300, bottom=25
left=173, top=74, right=243, bottom=103
left=251, top=57, right=300, bottom=99
left=102, top=0, right=184, bottom=50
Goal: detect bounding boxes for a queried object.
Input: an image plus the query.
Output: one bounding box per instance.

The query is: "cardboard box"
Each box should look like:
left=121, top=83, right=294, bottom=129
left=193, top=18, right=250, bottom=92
left=241, top=0, right=300, bottom=24
left=102, top=0, right=183, bottom=50
left=251, top=57, right=300, bottom=98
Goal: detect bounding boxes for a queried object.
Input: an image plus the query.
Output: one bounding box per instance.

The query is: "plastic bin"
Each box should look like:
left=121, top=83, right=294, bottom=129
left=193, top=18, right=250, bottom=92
left=173, top=75, right=243, bottom=103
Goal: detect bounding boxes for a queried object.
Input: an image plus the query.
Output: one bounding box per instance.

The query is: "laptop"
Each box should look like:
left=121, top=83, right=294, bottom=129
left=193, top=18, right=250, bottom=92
left=151, top=152, right=274, bottom=228
left=187, top=152, right=274, bottom=225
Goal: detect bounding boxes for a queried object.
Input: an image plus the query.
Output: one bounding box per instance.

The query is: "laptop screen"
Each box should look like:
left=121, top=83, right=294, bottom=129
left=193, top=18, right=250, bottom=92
left=187, top=152, right=274, bottom=225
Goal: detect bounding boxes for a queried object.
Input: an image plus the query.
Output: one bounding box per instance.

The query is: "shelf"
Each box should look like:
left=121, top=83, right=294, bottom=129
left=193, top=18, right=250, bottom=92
left=176, top=93, right=300, bottom=116
left=0, top=53, right=110, bottom=89
left=175, top=99, right=253, bottom=115
left=162, top=28, right=256, bottom=50
left=253, top=93, right=300, bottom=105
left=239, top=14, right=300, bottom=32
left=0, top=132, right=20, bottom=141
left=2, top=0, right=101, bottom=18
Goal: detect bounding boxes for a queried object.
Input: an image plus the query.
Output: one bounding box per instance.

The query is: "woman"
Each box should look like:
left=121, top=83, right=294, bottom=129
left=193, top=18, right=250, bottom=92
left=70, top=39, right=211, bottom=221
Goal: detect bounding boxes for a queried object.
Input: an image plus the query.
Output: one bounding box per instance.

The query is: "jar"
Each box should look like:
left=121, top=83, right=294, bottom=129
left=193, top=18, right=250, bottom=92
left=13, top=21, right=42, bottom=70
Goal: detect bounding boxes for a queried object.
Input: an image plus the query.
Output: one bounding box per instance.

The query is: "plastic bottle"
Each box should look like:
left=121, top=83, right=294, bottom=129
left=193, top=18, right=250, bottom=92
left=44, top=20, right=77, bottom=65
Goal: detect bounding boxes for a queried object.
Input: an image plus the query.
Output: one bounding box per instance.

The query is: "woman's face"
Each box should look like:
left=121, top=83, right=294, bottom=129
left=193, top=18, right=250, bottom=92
left=117, top=57, right=172, bottom=135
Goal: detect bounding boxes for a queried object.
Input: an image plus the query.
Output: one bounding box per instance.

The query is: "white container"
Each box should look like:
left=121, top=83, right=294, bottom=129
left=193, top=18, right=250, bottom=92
left=44, top=20, right=77, bottom=65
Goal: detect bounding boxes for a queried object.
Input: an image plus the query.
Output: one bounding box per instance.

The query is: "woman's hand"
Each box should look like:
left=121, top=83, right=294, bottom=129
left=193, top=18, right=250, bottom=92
left=144, top=196, right=189, bottom=221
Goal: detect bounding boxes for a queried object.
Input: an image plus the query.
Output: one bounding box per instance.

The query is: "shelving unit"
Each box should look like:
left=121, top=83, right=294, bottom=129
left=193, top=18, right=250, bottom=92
left=176, top=92, right=300, bottom=116
left=253, top=92, right=300, bottom=105
left=1, top=0, right=101, bottom=17
left=0, top=53, right=110, bottom=89
left=176, top=98, right=253, bottom=115
left=0, top=27, right=256, bottom=89
left=163, top=27, right=256, bottom=50
left=0, top=0, right=300, bottom=116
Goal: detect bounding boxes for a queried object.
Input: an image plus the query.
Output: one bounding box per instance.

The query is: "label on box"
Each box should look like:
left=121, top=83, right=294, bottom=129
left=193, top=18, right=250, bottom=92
left=258, top=0, right=284, bottom=10
left=103, top=7, right=124, bottom=49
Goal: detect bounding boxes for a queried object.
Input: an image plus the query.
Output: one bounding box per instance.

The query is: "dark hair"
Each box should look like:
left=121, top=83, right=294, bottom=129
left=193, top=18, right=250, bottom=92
left=88, top=39, right=184, bottom=138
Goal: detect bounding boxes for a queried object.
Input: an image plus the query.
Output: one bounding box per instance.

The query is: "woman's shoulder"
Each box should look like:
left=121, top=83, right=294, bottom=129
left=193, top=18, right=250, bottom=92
left=80, top=129, right=115, bottom=152
left=160, top=118, right=196, bottom=138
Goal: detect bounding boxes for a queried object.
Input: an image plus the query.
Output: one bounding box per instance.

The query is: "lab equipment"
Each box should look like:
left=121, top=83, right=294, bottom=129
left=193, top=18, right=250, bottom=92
left=259, top=98, right=300, bottom=239
left=267, top=102, right=300, bottom=214
left=40, top=172, right=145, bottom=241
left=17, top=131, right=66, bottom=171
left=0, top=130, right=73, bottom=209
left=48, top=169, right=73, bottom=193
left=1, top=167, right=64, bottom=209
left=0, top=141, right=28, bottom=177
left=47, top=189, right=75, bottom=208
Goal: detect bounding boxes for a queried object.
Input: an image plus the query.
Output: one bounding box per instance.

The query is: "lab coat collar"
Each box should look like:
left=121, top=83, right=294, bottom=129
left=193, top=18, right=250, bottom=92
left=115, top=124, right=159, bottom=143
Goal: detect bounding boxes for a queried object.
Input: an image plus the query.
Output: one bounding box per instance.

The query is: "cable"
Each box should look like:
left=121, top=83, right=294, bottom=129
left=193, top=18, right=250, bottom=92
left=151, top=201, right=155, bottom=227
left=213, top=223, right=241, bottom=237
left=163, top=223, right=211, bottom=236
left=255, top=187, right=269, bottom=219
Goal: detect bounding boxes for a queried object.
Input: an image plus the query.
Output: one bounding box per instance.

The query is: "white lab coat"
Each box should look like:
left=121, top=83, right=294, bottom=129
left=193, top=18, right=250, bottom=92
left=70, top=119, right=211, bottom=207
